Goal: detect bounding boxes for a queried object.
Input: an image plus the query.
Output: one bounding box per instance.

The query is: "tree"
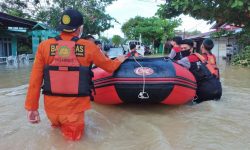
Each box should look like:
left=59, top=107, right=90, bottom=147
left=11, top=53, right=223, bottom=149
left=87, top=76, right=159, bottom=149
left=232, top=46, right=250, bottom=66
left=99, top=36, right=110, bottom=44
left=157, top=0, right=250, bottom=28
left=0, top=0, right=116, bottom=35
left=175, top=29, right=202, bottom=38
left=112, top=35, right=122, bottom=47
left=121, top=16, right=145, bottom=40
left=121, top=16, right=180, bottom=45
left=0, top=0, right=36, bottom=19
left=187, top=30, right=201, bottom=36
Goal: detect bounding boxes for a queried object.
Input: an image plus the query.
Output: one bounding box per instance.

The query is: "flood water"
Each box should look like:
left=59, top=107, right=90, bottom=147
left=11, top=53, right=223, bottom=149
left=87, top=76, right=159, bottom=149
left=0, top=55, right=250, bottom=150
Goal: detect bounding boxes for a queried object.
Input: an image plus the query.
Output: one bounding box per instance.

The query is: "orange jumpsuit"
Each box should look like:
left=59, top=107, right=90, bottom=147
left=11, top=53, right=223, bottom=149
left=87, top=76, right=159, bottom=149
left=25, top=32, right=122, bottom=140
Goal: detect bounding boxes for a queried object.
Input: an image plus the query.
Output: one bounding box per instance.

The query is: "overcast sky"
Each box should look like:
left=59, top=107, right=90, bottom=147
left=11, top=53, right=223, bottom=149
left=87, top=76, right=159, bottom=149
left=102, top=0, right=213, bottom=38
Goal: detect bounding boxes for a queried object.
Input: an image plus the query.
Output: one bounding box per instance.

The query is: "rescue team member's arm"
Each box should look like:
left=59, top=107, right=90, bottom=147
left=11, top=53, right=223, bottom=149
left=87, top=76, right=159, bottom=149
left=177, top=57, right=191, bottom=69
left=168, top=49, right=176, bottom=59
left=92, top=46, right=127, bottom=73
left=102, top=50, right=109, bottom=58
left=25, top=42, right=45, bottom=123
left=212, top=54, right=217, bottom=64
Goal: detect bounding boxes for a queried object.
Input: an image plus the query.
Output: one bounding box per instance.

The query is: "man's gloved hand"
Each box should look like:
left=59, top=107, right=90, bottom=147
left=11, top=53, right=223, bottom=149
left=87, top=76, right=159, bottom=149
left=27, top=110, right=40, bottom=124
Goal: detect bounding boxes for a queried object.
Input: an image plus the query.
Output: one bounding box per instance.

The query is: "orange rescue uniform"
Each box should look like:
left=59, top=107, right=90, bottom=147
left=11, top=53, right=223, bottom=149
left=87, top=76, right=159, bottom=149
left=25, top=32, right=122, bottom=140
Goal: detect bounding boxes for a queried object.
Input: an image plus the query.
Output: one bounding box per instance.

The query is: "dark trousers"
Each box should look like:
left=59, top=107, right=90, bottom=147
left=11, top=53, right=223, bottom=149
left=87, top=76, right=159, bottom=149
left=195, top=77, right=222, bottom=103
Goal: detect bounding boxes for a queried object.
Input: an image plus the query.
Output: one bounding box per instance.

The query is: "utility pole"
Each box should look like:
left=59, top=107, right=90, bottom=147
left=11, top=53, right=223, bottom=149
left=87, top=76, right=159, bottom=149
left=183, top=28, right=186, bottom=39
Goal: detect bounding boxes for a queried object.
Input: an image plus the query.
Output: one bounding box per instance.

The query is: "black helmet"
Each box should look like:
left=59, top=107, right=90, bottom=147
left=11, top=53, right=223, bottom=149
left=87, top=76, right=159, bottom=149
left=130, top=43, right=136, bottom=50
left=181, top=39, right=194, bottom=47
left=57, top=9, right=83, bottom=32
left=172, top=36, right=182, bottom=45
left=203, top=38, right=214, bottom=51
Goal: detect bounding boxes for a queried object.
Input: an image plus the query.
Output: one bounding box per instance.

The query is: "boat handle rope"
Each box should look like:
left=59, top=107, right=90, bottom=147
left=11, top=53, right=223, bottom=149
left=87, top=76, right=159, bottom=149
left=191, top=95, right=199, bottom=103
left=133, top=56, right=149, bottom=99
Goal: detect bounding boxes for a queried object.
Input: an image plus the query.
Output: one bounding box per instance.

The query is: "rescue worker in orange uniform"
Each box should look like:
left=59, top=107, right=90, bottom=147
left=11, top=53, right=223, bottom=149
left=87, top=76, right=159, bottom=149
left=177, top=39, right=222, bottom=104
left=200, top=38, right=220, bottom=78
left=25, top=9, right=127, bottom=141
left=126, top=43, right=142, bottom=57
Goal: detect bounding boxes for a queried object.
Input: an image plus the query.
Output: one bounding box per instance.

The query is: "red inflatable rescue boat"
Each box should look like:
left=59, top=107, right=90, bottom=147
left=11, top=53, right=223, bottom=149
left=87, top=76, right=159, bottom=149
left=92, top=57, right=197, bottom=105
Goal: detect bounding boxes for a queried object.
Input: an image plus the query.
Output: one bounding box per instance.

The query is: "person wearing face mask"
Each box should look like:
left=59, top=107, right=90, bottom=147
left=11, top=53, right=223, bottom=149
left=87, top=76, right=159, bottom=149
left=24, top=9, right=127, bottom=141
left=177, top=39, right=222, bottom=104
left=168, top=36, right=183, bottom=60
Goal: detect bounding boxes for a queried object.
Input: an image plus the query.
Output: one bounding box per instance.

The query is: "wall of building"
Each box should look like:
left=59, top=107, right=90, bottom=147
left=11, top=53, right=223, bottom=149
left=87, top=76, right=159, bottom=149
left=212, top=36, right=238, bottom=58
left=0, top=36, right=15, bottom=57
left=31, top=29, right=59, bottom=54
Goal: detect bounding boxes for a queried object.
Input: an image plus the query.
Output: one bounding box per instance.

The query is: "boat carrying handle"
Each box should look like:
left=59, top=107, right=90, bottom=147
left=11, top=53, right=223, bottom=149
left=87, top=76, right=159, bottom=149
left=138, top=91, right=149, bottom=99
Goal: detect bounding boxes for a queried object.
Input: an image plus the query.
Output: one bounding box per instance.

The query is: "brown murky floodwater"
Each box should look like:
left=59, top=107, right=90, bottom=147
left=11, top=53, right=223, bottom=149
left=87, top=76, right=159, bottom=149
left=0, top=58, right=250, bottom=150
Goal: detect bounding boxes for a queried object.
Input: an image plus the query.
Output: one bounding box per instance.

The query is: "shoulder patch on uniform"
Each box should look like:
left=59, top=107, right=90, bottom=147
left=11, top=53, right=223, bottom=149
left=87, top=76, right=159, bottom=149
left=75, top=44, right=85, bottom=57
left=50, top=44, right=57, bottom=56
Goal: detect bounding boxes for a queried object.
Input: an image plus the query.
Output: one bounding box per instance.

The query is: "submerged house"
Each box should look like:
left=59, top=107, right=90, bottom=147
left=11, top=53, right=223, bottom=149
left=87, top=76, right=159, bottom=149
left=0, top=12, right=59, bottom=63
left=0, top=12, right=36, bottom=62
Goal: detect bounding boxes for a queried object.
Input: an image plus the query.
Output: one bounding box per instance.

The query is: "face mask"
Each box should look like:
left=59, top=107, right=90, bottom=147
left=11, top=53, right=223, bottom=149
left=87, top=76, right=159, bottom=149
left=180, top=49, right=191, bottom=57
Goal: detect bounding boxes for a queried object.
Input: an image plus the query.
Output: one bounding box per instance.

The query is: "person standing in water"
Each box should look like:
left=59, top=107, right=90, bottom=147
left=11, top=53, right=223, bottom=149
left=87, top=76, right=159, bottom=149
left=177, top=39, right=222, bottom=104
left=201, top=38, right=220, bottom=78
left=25, top=9, right=127, bottom=140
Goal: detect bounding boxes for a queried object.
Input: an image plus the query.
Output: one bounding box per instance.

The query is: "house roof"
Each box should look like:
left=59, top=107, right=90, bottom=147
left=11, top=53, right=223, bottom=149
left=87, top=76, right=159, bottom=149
left=187, top=23, right=242, bottom=40
left=0, top=12, right=37, bottom=28
left=210, top=23, right=224, bottom=29
left=186, top=31, right=216, bottom=39
left=210, top=22, right=242, bottom=30
left=32, top=23, right=51, bottom=30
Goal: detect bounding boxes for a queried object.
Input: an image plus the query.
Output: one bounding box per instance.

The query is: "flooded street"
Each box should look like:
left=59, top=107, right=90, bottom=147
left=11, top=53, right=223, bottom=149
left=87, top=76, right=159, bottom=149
left=0, top=53, right=250, bottom=150
left=0, top=65, right=32, bottom=89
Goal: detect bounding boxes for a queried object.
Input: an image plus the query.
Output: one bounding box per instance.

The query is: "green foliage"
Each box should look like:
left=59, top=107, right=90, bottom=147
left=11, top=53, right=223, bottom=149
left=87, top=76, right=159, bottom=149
left=121, top=16, right=180, bottom=45
left=187, top=30, right=201, bottom=36
left=0, top=0, right=30, bottom=19
left=175, top=29, right=201, bottom=37
left=235, top=28, right=250, bottom=47
left=112, top=35, right=122, bottom=47
left=157, top=0, right=250, bottom=27
left=121, top=16, right=144, bottom=40
left=232, top=46, right=250, bottom=67
left=18, top=44, right=32, bottom=54
left=99, top=36, right=110, bottom=44
left=231, top=27, right=250, bottom=66
left=17, top=39, right=32, bottom=54
left=210, top=29, right=234, bottom=38
left=0, top=0, right=116, bottom=35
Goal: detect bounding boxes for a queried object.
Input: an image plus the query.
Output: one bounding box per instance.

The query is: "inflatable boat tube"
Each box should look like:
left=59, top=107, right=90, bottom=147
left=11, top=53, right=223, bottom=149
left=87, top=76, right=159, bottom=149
left=92, top=57, right=197, bottom=105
